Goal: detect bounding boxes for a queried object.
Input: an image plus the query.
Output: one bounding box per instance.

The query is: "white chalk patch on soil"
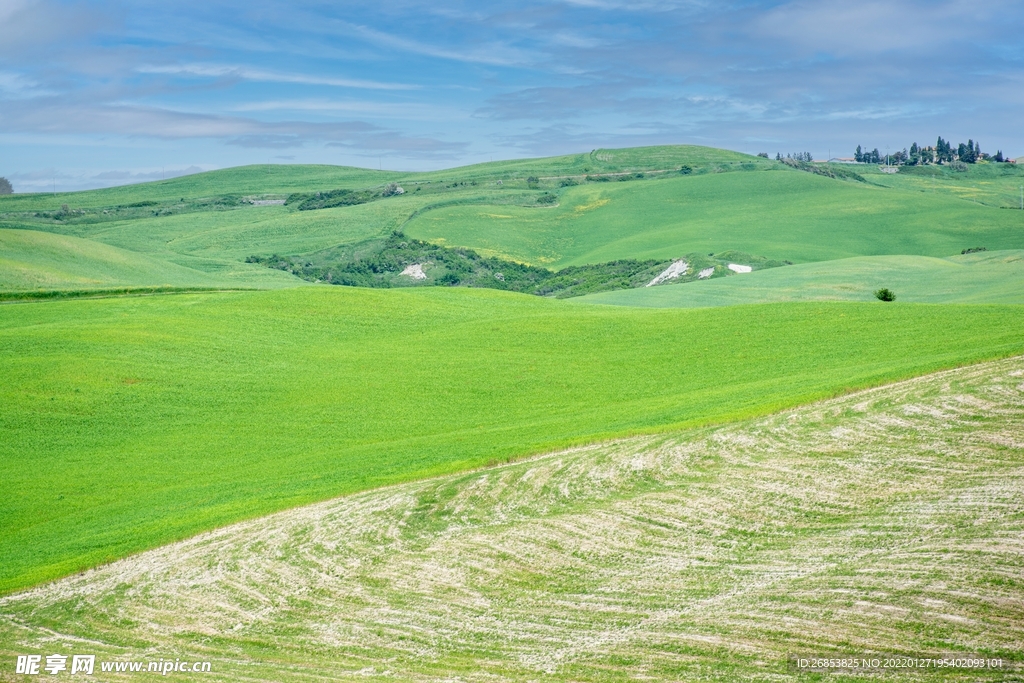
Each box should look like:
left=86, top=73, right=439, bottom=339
left=728, top=263, right=752, bottom=273
left=646, top=260, right=688, bottom=287
left=698, top=267, right=715, bottom=279
left=249, top=199, right=286, bottom=206
left=400, top=264, right=427, bottom=280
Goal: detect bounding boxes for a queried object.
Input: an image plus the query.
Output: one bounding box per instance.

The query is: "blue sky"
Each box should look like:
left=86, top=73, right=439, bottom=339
left=1, top=0, right=1022, bottom=191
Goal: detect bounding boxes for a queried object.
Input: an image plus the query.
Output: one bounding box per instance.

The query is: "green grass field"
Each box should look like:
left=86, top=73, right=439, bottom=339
left=3, top=356, right=1021, bottom=681
left=581, top=250, right=1024, bottom=307
left=3, top=288, right=1024, bottom=594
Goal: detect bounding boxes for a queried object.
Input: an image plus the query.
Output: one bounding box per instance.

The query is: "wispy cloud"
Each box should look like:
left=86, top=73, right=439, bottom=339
left=0, top=99, right=463, bottom=154
left=343, top=22, right=536, bottom=67
left=136, top=63, right=418, bottom=90
left=230, top=98, right=466, bottom=121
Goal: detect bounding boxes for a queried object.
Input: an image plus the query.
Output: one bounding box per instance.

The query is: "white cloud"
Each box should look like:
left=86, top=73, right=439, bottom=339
left=345, top=22, right=536, bottom=66
left=230, top=98, right=467, bottom=121
left=0, top=99, right=467, bottom=155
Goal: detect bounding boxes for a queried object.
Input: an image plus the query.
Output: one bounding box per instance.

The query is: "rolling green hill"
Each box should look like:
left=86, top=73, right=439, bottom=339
left=0, top=165, right=402, bottom=212
left=3, top=147, right=1022, bottom=298
left=0, top=228, right=218, bottom=290
left=860, top=159, right=1024, bottom=208
left=3, top=288, right=1024, bottom=594
left=0, top=227, right=303, bottom=290
left=35, top=200, right=421, bottom=264
left=0, top=145, right=759, bottom=213
left=581, top=249, right=1024, bottom=307
left=403, top=170, right=1024, bottom=267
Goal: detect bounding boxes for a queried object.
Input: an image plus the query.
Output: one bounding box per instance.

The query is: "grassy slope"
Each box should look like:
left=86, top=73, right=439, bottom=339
left=0, top=146, right=756, bottom=213
left=2, top=356, right=1022, bottom=682
left=404, top=170, right=1024, bottom=267
left=32, top=198, right=429, bottom=263
left=407, top=144, right=759, bottom=184
left=0, top=229, right=233, bottom=290
left=581, top=250, right=1024, bottom=307
left=0, top=165, right=403, bottom=211
left=2, top=287, right=1024, bottom=594
left=860, top=160, right=1024, bottom=208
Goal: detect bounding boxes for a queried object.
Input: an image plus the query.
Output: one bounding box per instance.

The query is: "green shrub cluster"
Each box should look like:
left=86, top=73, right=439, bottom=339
left=249, top=234, right=789, bottom=299
left=286, top=188, right=379, bottom=210
left=249, top=232, right=679, bottom=297
left=780, top=157, right=866, bottom=182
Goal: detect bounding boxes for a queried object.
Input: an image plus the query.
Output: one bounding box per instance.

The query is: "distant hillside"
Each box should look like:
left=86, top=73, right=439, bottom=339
left=404, top=170, right=1024, bottom=267
left=0, top=145, right=757, bottom=212
left=580, top=250, right=1024, bottom=307
left=1, top=144, right=1022, bottom=294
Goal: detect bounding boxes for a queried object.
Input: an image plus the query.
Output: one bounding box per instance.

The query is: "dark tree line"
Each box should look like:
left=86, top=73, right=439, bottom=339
left=855, top=146, right=882, bottom=164
left=855, top=137, right=1004, bottom=166
left=775, top=152, right=813, bottom=162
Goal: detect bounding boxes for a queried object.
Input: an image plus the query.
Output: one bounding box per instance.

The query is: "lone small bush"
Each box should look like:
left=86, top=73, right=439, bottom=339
left=875, top=287, right=896, bottom=302
left=0, top=177, right=12, bottom=194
